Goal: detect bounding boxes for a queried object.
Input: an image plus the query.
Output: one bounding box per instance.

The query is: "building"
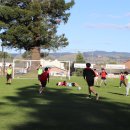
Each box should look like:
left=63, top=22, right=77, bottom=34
left=123, top=60, right=130, bottom=69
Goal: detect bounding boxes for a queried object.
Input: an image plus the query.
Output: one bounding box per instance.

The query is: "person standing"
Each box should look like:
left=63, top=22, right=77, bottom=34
left=100, top=68, right=107, bottom=86
left=37, top=65, right=43, bottom=85
left=119, top=72, right=126, bottom=88
left=39, top=67, right=49, bottom=94
left=6, top=64, right=13, bottom=84
left=94, top=69, right=99, bottom=86
left=124, top=71, right=130, bottom=96
left=83, top=63, right=99, bottom=100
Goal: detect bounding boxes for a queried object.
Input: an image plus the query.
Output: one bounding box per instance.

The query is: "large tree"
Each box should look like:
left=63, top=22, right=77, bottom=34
left=0, top=0, right=74, bottom=60
left=75, top=52, right=85, bottom=76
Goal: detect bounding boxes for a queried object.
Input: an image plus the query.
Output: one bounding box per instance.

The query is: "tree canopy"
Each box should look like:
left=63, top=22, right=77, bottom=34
left=0, top=0, right=74, bottom=59
left=75, top=52, right=85, bottom=76
left=75, top=52, right=85, bottom=63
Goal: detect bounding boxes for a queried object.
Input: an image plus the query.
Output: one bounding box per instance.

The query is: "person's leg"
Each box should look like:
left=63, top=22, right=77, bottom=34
left=126, top=87, right=129, bottom=96
left=6, top=74, right=11, bottom=84
left=39, top=81, right=46, bottom=94
left=39, top=81, right=43, bottom=94
left=88, top=87, right=91, bottom=97
left=6, top=75, right=9, bottom=83
left=126, top=83, right=130, bottom=96
left=89, top=86, right=97, bottom=95
left=123, top=81, right=126, bottom=87
left=9, top=78, right=11, bottom=84
left=100, top=79, right=103, bottom=86
left=90, top=86, right=99, bottom=100
left=87, top=80, right=99, bottom=100
left=96, top=77, right=99, bottom=85
left=94, top=77, right=98, bottom=85
left=104, top=79, right=107, bottom=86
left=119, top=81, right=122, bottom=88
left=86, top=81, right=92, bottom=98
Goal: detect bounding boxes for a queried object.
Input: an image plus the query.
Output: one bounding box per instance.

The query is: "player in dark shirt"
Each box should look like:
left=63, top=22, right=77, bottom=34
left=83, top=63, right=99, bottom=100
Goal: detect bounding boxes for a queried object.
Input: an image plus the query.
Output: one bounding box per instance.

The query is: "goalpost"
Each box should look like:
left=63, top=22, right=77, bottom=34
left=12, top=59, right=70, bottom=80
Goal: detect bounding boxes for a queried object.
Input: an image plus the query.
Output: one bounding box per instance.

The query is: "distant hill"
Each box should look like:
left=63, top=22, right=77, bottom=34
left=10, top=51, right=130, bottom=64
left=49, top=51, right=130, bottom=64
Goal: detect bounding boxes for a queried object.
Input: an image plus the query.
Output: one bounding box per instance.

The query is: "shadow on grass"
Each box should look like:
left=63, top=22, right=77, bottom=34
left=4, top=85, right=130, bottom=130
left=108, top=91, right=125, bottom=96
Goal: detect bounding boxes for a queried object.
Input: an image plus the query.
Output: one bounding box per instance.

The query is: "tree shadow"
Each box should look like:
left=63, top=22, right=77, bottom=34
left=3, top=84, right=130, bottom=130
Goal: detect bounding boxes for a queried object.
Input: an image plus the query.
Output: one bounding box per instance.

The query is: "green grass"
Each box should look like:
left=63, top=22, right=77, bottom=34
left=0, top=76, right=130, bottom=130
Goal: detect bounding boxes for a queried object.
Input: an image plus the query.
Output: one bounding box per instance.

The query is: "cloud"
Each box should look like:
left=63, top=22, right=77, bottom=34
left=88, top=12, right=130, bottom=19
left=125, top=12, right=130, bottom=17
left=125, top=23, right=130, bottom=29
left=88, top=13, right=122, bottom=19
left=85, top=23, right=130, bottom=30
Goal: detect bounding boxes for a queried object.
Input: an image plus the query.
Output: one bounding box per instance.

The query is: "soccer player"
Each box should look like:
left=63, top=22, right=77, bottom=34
left=99, top=68, right=107, bottom=86
left=83, top=63, right=99, bottom=100
left=6, top=64, right=13, bottom=84
left=124, top=71, right=130, bottom=96
left=37, top=64, right=43, bottom=85
left=94, top=69, right=99, bottom=86
left=119, top=72, right=126, bottom=88
left=39, top=67, right=49, bottom=94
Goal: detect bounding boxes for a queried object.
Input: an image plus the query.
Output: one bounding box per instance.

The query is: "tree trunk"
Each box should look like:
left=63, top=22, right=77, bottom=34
left=31, top=47, right=40, bottom=60
left=30, top=47, right=41, bottom=70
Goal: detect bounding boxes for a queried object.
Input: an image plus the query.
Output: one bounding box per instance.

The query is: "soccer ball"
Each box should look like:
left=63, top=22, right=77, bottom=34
left=78, top=87, right=81, bottom=90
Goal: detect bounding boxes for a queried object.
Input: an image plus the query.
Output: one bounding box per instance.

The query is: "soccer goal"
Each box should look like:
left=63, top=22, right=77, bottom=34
left=12, top=59, right=70, bottom=80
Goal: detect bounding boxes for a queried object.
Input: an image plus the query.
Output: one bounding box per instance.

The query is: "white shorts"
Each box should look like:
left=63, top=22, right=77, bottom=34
left=127, top=83, right=130, bottom=88
left=94, top=77, right=98, bottom=80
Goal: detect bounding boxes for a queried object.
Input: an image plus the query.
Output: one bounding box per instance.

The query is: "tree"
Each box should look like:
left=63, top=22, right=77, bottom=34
left=22, top=50, right=49, bottom=59
left=75, top=52, right=85, bottom=76
left=0, top=0, right=74, bottom=60
left=0, top=51, right=12, bottom=59
left=75, top=51, right=86, bottom=63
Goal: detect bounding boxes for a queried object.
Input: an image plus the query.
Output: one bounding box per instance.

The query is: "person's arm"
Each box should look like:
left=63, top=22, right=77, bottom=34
left=125, top=76, right=128, bottom=87
left=83, top=69, right=86, bottom=79
left=47, top=74, right=49, bottom=83
left=92, top=70, right=96, bottom=77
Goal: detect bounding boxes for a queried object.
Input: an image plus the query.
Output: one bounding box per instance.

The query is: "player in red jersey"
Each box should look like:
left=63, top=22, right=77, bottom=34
left=100, top=68, right=107, bottom=86
left=119, top=72, right=126, bottom=88
left=39, top=67, right=49, bottom=94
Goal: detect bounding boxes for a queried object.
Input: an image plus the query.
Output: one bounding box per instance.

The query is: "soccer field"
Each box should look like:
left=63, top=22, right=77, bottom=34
left=0, top=76, right=130, bottom=130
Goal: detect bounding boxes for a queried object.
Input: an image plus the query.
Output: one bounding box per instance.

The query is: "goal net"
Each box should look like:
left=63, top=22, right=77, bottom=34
left=13, top=59, right=70, bottom=80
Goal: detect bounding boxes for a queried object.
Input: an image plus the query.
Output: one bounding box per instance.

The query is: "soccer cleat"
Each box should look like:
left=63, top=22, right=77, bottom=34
left=86, top=96, right=91, bottom=99
left=96, top=93, right=99, bottom=100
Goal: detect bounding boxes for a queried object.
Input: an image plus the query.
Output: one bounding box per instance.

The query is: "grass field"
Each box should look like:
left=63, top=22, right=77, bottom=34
left=0, top=76, right=130, bottom=130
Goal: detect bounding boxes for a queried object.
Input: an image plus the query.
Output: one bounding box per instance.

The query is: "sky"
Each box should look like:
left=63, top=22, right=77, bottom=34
left=56, top=0, right=130, bottom=53
left=1, top=0, right=130, bottom=53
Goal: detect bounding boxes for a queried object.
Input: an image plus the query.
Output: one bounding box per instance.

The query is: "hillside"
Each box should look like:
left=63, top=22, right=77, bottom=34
left=48, top=51, right=130, bottom=64
left=11, top=51, right=130, bottom=64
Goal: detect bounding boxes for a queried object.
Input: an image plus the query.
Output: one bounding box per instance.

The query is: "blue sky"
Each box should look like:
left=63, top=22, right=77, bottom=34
left=1, top=0, right=130, bottom=53
left=57, top=0, right=130, bottom=53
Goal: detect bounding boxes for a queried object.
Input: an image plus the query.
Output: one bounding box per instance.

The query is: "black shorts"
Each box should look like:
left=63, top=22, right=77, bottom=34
left=101, top=77, right=106, bottom=80
left=6, top=74, right=12, bottom=80
left=71, top=83, right=75, bottom=86
left=86, top=79, right=94, bottom=87
left=41, top=81, right=47, bottom=88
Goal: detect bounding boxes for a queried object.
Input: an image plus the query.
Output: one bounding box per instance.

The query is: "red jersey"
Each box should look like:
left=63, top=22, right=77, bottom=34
left=100, top=71, right=107, bottom=78
left=120, top=75, right=125, bottom=81
left=40, top=71, right=49, bottom=81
